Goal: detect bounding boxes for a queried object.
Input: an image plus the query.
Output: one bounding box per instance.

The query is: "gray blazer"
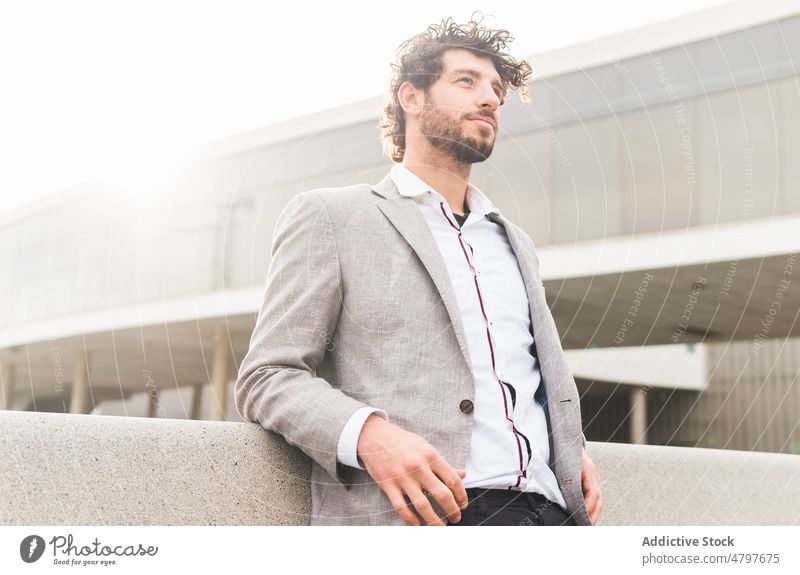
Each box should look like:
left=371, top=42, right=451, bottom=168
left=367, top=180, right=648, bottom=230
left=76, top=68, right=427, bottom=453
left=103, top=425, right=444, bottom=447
left=235, top=172, right=591, bottom=525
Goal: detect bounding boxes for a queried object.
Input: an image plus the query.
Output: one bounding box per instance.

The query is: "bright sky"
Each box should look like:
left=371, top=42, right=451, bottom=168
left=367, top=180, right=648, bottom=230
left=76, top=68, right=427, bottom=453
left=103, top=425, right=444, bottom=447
left=0, top=0, right=734, bottom=216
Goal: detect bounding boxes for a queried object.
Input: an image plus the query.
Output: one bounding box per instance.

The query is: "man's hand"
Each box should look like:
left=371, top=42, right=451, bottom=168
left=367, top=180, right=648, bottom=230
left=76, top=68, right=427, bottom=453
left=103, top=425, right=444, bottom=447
left=357, top=414, right=468, bottom=526
left=581, top=448, right=602, bottom=525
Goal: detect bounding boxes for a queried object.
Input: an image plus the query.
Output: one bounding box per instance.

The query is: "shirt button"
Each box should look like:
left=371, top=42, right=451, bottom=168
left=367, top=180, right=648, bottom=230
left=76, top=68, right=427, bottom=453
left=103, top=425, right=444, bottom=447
left=459, top=399, right=474, bottom=414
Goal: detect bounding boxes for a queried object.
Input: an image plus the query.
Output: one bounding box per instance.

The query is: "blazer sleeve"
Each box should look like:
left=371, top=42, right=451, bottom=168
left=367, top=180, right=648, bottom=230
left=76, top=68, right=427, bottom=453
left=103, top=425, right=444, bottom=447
left=234, top=190, right=371, bottom=488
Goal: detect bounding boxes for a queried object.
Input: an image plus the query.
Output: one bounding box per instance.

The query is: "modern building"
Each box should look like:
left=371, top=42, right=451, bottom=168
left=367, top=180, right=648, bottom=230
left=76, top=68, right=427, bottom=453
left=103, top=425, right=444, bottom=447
left=1, top=0, right=798, bottom=455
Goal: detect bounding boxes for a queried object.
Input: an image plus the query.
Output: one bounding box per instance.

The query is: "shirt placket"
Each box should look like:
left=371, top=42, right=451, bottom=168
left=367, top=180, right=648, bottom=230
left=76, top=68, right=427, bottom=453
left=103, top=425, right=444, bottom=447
left=436, top=201, right=532, bottom=489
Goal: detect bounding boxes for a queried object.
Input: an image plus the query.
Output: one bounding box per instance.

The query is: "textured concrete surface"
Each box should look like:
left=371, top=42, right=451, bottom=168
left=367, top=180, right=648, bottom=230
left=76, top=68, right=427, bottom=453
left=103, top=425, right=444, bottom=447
left=1, top=410, right=798, bottom=525
left=0, top=410, right=309, bottom=525
left=591, top=441, right=800, bottom=525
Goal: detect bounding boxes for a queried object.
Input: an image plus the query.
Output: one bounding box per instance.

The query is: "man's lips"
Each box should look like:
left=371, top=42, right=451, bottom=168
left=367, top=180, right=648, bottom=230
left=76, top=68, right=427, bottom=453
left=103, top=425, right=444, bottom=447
left=467, top=115, right=496, bottom=130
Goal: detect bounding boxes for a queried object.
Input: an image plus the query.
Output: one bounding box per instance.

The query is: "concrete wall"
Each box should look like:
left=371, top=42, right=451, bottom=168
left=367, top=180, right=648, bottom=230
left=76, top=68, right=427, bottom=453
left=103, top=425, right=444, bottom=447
left=1, top=411, right=798, bottom=525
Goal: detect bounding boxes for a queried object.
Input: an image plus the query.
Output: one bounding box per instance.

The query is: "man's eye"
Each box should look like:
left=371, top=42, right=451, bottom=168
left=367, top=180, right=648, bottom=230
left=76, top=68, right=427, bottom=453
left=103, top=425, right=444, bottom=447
left=459, top=77, right=474, bottom=85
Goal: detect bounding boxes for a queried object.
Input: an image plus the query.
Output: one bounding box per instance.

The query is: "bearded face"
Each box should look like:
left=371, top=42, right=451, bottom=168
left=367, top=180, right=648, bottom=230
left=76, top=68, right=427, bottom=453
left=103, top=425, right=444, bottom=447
left=419, top=91, right=497, bottom=164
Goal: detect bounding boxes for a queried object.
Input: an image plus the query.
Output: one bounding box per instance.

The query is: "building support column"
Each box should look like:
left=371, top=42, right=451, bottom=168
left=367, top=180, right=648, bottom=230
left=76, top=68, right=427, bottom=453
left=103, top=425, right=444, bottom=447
left=208, top=326, right=229, bottom=421
left=629, top=385, right=648, bottom=444
left=147, top=392, right=157, bottom=418
left=0, top=362, right=16, bottom=410
left=190, top=383, right=204, bottom=420
left=70, top=351, right=92, bottom=414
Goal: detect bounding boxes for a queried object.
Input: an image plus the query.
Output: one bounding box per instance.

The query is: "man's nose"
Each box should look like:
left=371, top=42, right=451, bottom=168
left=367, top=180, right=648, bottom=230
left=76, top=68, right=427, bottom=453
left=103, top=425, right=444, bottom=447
left=477, top=84, right=500, bottom=111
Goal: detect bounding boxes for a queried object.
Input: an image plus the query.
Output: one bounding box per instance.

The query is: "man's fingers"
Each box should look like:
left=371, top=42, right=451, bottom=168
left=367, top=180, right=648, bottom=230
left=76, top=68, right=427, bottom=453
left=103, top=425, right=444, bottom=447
left=357, top=420, right=469, bottom=526
left=455, top=469, right=468, bottom=507
left=589, top=505, right=600, bottom=525
left=581, top=453, right=602, bottom=525
left=590, top=495, right=603, bottom=524
left=444, top=469, right=469, bottom=510
left=585, top=486, right=600, bottom=508
left=591, top=508, right=601, bottom=525
left=584, top=486, right=601, bottom=525
left=404, top=485, right=446, bottom=526
left=430, top=459, right=469, bottom=509
left=423, top=482, right=462, bottom=524
left=399, top=463, right=467, bottom=526
left=384, top=485, right=421, bottom=526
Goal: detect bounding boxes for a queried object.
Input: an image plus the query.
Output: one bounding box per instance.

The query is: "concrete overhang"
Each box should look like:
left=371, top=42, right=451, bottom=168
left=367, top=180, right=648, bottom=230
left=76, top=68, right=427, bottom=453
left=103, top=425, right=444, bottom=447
left=564, top=343, right=707, bottom=391
left=2, top=214, right=799, bottom=403
left=542, top=214, right=800, bottom=349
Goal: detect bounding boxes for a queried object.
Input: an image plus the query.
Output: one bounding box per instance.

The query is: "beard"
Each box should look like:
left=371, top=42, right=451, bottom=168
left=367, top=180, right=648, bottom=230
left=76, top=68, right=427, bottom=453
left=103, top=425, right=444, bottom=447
left=420, top=98, right=496, bottom=164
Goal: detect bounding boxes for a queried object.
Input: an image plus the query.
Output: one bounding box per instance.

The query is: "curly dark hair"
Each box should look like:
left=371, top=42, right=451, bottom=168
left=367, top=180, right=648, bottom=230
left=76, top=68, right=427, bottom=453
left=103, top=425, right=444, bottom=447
left=379, top=15, right=532, bottom=163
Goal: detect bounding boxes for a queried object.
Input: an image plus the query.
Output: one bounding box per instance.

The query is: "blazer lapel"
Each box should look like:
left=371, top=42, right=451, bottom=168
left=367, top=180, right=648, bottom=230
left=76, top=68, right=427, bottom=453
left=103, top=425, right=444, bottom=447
left=371, top=173, right=474, bottom=374
left=486, top=211, right=571, bottom=402
left=371, top=172, right=573, bottom=404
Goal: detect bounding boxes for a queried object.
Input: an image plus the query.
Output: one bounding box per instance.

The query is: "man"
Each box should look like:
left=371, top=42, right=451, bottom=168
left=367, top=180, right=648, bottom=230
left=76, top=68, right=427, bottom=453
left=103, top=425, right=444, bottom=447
left=235, top=17, right=602, bottom=526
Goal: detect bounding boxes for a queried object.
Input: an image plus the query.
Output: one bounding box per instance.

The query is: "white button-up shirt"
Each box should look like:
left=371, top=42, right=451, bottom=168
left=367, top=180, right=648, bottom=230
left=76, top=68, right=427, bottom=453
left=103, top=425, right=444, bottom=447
left=337, top=164, right=566, bottom=509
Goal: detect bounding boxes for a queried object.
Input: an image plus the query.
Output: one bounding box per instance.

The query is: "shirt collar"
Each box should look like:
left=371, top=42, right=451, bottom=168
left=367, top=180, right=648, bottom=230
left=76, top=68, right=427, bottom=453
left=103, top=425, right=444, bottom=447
left=390, top=163, right=499, bottom=218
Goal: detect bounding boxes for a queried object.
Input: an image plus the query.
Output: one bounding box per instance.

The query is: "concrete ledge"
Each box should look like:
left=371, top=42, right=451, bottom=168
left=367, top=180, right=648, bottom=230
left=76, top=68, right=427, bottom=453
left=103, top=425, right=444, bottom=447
left=590, top=441, right=800, bottom=525
left=0, top=411, right=309, bottom=525
left=1, top=411, right=798, bottom=525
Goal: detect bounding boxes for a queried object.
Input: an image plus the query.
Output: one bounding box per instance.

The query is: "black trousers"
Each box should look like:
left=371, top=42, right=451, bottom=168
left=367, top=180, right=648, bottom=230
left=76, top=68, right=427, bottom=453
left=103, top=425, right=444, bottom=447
left=447, top=488, right=576, bottom=526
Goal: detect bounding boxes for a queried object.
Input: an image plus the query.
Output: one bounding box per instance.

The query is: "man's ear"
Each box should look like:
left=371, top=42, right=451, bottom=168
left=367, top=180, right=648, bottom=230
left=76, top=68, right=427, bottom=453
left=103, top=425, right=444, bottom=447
left=398, top=81, right=424, bottom=117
